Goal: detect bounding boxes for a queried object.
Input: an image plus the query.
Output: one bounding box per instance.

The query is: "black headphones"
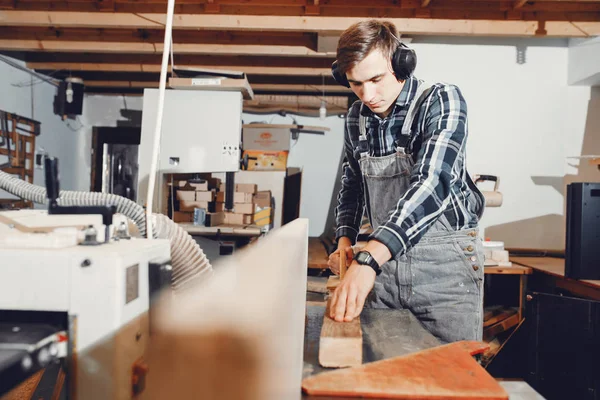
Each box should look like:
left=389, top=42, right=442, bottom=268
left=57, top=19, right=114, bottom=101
left=331, top=42, right=417, bottom=88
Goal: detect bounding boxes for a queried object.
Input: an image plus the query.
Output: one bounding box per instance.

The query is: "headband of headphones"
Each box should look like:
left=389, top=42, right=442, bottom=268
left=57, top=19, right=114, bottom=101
left=331, top=40, right=417, bottom=88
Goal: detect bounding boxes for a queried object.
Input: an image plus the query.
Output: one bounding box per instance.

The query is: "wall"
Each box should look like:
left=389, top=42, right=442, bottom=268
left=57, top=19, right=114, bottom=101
left=0, top=57, right=82, bottom=204
left=74, top=38, right=596, bottom=248
left=406, top=38, right=594, bottom=250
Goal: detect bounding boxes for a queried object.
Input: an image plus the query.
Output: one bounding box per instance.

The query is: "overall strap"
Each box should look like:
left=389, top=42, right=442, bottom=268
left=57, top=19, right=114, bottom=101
left=355, top=103, right=369, bottom=159
left=396, top=81, right=435, bottom=151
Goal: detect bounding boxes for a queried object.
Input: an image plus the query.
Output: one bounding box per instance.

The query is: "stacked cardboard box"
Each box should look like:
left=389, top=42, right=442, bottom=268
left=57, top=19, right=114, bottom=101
left=218, top=183, right=257, bottom=225
left=173, top=178, right=225, bottom=226
left=172, top=177, right=273, bottom=228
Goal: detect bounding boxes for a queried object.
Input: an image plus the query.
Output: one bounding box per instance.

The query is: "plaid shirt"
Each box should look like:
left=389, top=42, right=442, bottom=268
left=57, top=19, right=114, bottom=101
left=335, top=75, right=484, bottom=258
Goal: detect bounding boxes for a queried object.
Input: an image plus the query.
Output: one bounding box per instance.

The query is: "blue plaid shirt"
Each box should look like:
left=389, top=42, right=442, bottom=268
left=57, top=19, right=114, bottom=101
left=335, top=75, right=485, bottom=258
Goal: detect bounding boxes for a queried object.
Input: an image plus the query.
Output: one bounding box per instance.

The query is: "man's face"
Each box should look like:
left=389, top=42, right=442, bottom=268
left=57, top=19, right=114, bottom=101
left=346, top=48, right=405, bottom=118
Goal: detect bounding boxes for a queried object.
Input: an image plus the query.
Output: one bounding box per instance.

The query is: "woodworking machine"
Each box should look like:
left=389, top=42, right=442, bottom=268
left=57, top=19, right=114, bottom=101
left=0, top=209, right=172, bottom=399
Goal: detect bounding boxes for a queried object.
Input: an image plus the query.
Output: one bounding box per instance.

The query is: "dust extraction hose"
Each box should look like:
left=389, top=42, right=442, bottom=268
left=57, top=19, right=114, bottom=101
left=0, top=170, right=213, bottom=289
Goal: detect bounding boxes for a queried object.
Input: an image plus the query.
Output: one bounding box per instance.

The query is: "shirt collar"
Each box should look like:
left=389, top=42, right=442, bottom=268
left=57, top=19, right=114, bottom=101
left=360, top=75, right=420, bottom=119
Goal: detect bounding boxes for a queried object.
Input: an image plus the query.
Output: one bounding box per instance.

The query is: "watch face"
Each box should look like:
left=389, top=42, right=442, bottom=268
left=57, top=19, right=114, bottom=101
left=357, top=252, right=371, bottom=264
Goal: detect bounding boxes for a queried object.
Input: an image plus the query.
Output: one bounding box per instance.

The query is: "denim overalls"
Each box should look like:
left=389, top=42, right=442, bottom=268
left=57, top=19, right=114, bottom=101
left=357, top=82, right=485, bottom=343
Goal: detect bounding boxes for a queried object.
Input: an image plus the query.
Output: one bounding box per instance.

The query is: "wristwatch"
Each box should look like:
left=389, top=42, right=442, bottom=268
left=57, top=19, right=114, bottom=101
left=353, top=251, right=382, bottom=275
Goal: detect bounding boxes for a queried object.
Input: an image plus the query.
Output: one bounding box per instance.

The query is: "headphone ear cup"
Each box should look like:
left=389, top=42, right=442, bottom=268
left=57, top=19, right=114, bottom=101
left=392, top=45, right=417, bottom=81
left=331, top=60, right=350, bottom=88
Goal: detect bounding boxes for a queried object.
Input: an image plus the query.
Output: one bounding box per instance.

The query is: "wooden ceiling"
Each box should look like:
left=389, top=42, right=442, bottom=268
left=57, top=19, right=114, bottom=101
left=1, top=0, right=599, bottom=113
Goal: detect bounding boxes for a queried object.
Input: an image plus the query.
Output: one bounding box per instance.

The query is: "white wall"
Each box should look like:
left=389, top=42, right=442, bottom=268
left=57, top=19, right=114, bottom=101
left=0, top=57, right=82, bottom=204
left=409, top=40, right=594, bottom=250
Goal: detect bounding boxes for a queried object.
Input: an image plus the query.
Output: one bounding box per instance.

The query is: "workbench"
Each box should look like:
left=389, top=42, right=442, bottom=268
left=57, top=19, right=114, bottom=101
left=303, top=305, right=544, bottom=399
left=511, top=256, right=600, bottom=301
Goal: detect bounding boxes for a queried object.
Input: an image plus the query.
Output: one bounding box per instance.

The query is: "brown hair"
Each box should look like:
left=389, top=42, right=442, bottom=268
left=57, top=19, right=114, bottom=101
left=336, top=20, right=400, bottom=76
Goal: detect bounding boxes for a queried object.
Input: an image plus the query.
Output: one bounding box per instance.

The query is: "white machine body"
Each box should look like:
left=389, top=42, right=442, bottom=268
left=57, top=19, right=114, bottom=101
left=138, top=89, right=243, bottom=211
left=0, top=211, right=171, bottom=399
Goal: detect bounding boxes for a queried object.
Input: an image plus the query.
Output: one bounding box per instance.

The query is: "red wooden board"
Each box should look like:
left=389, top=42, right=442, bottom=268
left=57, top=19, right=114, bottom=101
left=302, top=341, right=508, bottom=399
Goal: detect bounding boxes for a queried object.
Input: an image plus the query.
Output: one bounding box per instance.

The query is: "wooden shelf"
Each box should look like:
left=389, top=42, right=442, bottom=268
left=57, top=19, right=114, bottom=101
left=179, top=223, right=262, bottom=237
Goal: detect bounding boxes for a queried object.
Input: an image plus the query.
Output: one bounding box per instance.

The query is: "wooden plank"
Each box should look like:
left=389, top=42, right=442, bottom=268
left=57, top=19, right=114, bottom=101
left=483, top=305, right=504, bottom=321
left=303, top=341, right=508, bottom=399
left=82, top=80, right=349, bottom=94
left=146, top=219, right=308, bottom=399
left=514, top=0, right=529, bottom=8
left=318, top=297, right=362, bottom=368
left=326, top=275, right=340, bottom=291
left=1, top=11, right=599, bottom=37
left=168, top=76, right=254, bottom=100
left=26, top=62, right=331, bottom=76
left=511, top=256, right=600, bottom=289
left=0, top=370, right=44, bottom=400
left=307, top=237, right=329, bottom=269
left=483, top=313, right=520, bottom=340
left=0, top=27, right=317, bottom=47
left=484, top=265, right=532, bottom=275
left=483, top=307, right=517, bottom=328
left=0, top=39, right=330, bottom=57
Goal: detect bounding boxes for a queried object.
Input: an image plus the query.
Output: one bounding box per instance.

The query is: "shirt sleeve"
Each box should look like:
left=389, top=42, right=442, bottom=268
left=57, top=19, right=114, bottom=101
left=368, top=84, right=468, bottom=258
left=334, top=109, right=365, bottom=245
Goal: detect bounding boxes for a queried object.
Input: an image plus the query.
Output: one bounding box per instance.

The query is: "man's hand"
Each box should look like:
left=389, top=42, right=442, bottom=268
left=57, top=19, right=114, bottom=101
left=328, top=239, right=392, bottom=322
left=329, top=262, right=376, bottom=322
left=328, top=236, right=353, bottom=276
left=328, top=242, right=354, bottom=276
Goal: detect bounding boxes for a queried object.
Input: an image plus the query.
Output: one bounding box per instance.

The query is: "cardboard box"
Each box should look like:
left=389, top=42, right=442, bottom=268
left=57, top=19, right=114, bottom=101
left=253, top=207, right=272, bottom=227
left=219, top=183, right=257, bottom=194
left=195, top=190, right=216, bottom=202
left=173, top=211, right=194, bottom=223
left=233, top=202, right=255, bottom=215
left=243, top=150, right=288, bottom=171
left=234, top=192, right=253, bottom=204
left=180, top=200, right=223, bottom=213
left=205, top=212, right=225, bottom=227
left=242, top=125, right=290, bottom=152
left=224, top=212, right=253, bottom=225
left=255, top=190, right=272, bottom=208
left=215, top=191, right=253, bottom=203
left=176, top=190, right=195, bottom=202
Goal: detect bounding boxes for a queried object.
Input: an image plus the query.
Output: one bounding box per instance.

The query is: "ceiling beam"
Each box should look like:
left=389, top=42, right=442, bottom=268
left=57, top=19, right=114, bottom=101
left=0, top=27, right=318, bottom=49
left=82, top=80, right=349, bottom=93
left=19, top=52, right=334, bottom=67
left=26, top=62, right=332, bottom=76
left=0, top=39, right=333, bottom=56
left=1, top=11, right=599, bottom=36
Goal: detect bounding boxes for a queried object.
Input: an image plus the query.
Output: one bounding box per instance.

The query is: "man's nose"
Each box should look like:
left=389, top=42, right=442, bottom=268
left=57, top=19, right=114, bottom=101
left=360, top=82, right=376, bottom=103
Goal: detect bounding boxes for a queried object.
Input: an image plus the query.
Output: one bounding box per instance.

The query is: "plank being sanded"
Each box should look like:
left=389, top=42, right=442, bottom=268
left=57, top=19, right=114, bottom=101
left=305, top=341, right=509, bottom=399
left=318, top=298, right=362, bottom=368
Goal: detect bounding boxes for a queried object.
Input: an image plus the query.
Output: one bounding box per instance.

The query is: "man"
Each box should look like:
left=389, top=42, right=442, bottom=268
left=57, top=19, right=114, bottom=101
left=328, top=19, right=486, bottom=343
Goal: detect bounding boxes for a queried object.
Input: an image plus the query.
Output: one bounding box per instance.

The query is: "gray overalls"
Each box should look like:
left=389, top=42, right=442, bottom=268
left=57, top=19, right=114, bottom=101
left=357, top=82, right=485, bottom=344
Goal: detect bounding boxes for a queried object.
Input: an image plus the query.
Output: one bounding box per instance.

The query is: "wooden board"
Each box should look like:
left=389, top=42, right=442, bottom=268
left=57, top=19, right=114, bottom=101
left=326, top=275, right=340, bottom=291
left=483, top=307, right=518, bottom=328
left=308, top=237, right=329, bottom=269
left=318, top=298, right=362, bottom=368
left=511, top=256, right=600, bottom=292
left=484, top=265, right=532, bottom=275
left=168, top=76, right=254, bottom=100
left=303, top=341, right=509, bottom=399
left=147, top=219, right=309, bottom=400
left=483, top=313, right=520, bottom=341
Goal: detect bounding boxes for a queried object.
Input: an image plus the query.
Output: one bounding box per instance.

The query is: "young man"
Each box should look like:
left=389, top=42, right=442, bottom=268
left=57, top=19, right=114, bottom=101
left=328, top=19, right=486, bottom=343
